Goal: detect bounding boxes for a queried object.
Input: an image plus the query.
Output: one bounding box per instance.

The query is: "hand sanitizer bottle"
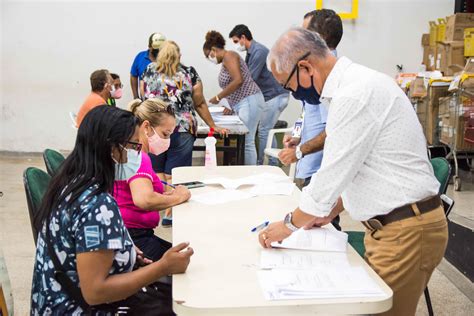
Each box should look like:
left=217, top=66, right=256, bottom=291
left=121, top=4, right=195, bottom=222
left=204, top=128, right=217, bottom=169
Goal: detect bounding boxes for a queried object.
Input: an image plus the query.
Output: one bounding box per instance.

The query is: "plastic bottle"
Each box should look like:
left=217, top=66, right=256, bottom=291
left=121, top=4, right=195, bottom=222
left=204, top=128, right=217, bottom=169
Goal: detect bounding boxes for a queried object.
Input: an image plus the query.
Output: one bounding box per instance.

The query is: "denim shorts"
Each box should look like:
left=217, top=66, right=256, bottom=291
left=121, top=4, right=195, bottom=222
left=150, top=132, right=196, bottom=175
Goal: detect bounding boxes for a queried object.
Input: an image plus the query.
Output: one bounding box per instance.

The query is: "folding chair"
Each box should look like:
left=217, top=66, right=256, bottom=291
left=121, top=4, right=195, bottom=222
left=69, top=112, right=78, bottom=130
left=43, top=149, right=66, bottom=177
left=263, top=127, right=296, bottom=179
left=0, top=250, right=14, bottom=315
left=23, top=167, right=51, bottom=245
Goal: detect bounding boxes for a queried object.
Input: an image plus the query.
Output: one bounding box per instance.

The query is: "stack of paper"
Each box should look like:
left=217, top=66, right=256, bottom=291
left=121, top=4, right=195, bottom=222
left=257, top=227, right=386, bottom=301
left=257, top=267, right=386, bottom=300
left=270, top=227, right=348, bottom=252
left=260, top=249, right=351, bottom=270
left=212, top=115, right=244, bottom=125
left=208, top=106, right=225, bottom=114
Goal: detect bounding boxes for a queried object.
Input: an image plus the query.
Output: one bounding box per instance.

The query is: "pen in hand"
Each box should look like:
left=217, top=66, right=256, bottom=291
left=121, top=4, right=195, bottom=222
left=161, top=180, right=176, bottom=189
left=251, top=221, right=269, bottom=233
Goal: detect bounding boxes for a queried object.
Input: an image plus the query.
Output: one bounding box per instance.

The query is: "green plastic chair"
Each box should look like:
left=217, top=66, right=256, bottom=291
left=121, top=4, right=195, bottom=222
left=43, top=149, right=66, bottom=177
left=347, top=231, right=365, bottom=257
left=430, top=157, right=451, bottom=195
left=23, top=167, right=51, bottom=245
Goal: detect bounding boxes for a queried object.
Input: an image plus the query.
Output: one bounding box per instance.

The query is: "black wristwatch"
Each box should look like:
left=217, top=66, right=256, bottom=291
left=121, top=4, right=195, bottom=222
left=284, top=212, right=299, bottom=232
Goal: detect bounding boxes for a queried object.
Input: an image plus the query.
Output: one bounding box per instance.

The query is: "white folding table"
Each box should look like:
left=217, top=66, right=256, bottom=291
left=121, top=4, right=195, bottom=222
left=172, top=166, right=392, bottom=315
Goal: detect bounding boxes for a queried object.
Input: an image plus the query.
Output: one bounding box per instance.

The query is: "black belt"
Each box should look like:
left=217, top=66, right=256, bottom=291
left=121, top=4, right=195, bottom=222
left=362, top=195, right=442, bottom=230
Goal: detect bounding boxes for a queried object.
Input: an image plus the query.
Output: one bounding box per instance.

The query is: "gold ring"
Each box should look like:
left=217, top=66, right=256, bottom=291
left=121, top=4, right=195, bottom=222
left=262, top=234, right=267, bottom=240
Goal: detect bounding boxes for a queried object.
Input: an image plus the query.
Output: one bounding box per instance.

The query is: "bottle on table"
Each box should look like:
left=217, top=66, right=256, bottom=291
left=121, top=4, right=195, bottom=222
left=204, top=128, right=217, bottom=169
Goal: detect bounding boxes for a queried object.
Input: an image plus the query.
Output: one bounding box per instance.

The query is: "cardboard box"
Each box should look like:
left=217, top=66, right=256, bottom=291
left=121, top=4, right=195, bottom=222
left=427, top=45, right=438, bottom=71
left=429, top=21, right=438, bottom=46
left=438, top=96, right=452, bottom=116
left=437, top=18, right=447, bottom=41
left=426, top=83, right=450, bottom=144
left=410, top=76, right=428, bottom=98
left=416, top=98, right=428, bottom=135
left=442, top=105, right=474, bottom=149
left=422, top=33, right=430, bottom=46
left=422, top=45, right=430, bottom=66
left=416, top=98, right=428, bottom=114
left=440, top=126, right=453, bottom=145
left=463, top=58, right=474, bottom=73
left=437, top=41, right=465, bottom=74
left=445, top=13, right=474, bottom=41
left=453, top=116, right=474, bottom=149
left=465, top=28, right=474, bottom=56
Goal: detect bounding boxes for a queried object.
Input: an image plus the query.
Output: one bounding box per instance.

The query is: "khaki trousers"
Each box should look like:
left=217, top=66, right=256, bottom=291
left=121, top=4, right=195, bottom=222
left=364, top=205, right=448, bottom=316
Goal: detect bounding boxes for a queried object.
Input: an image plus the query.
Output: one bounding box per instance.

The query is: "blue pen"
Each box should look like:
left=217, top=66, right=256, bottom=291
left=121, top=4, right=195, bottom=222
left=251, top=221, right=269, bottom=233
left=161, top=180, right=176, bottom=188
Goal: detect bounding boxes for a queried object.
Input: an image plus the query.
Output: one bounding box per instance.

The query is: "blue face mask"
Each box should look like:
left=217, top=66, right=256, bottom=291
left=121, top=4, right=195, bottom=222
left=114, top=147, right=141, bottom=181
left=291, top=66, right=320, bottom=105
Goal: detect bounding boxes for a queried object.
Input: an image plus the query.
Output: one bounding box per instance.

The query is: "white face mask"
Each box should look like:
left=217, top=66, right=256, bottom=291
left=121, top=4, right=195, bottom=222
left=234, top=42, right=246, bottom=52
left=208, top=55, right=218, bottom=64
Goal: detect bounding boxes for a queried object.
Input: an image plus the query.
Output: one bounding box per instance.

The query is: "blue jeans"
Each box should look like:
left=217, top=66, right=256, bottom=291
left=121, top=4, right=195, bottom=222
left=234, top=92, right=267, bottom=165
left=258, top=93, right=289, bottom=165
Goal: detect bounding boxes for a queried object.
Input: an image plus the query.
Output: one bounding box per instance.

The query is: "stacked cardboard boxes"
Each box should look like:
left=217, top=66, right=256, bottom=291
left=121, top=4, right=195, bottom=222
left=446, top=13, right=474, bottom=41
left=437, top=41, right=465, bottom=75
left=438, top=71, right=474, bottom=150
left=423, top=14, right=474, bottom=74
left=438, top=96, right=456, bottom=145
left=425, top=82, right=451, bottom=144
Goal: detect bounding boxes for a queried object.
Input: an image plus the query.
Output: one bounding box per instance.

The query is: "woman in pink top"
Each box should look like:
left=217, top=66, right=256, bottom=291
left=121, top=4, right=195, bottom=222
left=114, top=98, right=191, bottom=261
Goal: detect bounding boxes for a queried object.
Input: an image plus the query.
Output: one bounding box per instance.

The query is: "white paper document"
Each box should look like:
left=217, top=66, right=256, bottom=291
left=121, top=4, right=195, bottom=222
left=271, top=227, right=348, bottom=252
left=190, top=189, right=254, bottom=205
left=260, top=249, right=350, bottom=270
left=257, top=267, right=386, bottom=300
left=208, top=106, right=225, bottom=114
left=191, top=183, right=295, bottom=205
left=202, top=173, right=290, bottom=190
left=248, top=182, right=295, bottom=196
left=212, top=115, right=244, bottom=125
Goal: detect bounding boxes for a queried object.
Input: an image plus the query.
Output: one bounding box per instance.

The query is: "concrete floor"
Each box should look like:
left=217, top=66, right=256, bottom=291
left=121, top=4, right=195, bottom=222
left=0, top=154, right=473, bottom=315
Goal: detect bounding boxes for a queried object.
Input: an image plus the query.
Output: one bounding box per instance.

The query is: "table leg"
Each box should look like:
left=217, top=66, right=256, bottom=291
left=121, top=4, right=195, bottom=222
left=237, top=135, right=245, bottom=165
left=223, top=137, right=231, bottom=165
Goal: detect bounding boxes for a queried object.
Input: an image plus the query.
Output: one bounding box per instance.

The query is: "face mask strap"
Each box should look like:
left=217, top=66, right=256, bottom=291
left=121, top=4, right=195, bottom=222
left=150, top=126, right=159, bottom=138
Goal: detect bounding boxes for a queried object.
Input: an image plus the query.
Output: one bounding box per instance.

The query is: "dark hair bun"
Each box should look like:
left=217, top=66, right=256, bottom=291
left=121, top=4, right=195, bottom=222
left=205, top=30, right=225, bottom=49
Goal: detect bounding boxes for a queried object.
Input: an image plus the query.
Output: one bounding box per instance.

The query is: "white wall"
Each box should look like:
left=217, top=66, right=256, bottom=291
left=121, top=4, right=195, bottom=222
left=1, top=0, right=453, bottom=152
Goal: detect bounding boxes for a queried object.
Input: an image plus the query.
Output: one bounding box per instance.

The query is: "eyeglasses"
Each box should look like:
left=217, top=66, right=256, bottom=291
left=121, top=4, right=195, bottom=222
left=282, top=52, right=311, bottom=91
left=120, top=141, right=142, bottom=154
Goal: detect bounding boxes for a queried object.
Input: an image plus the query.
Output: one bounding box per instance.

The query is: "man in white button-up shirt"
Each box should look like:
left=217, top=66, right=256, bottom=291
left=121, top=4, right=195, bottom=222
left=258, top=27, right=448, bottom=316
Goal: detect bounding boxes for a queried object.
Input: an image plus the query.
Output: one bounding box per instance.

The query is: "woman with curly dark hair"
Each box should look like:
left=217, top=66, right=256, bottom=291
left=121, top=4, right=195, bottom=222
left=203, top=30, right=267, bottom=165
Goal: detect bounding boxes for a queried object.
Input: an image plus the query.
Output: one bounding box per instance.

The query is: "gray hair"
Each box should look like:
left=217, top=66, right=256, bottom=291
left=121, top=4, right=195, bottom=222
left=267, top=27, right=330, bottom=74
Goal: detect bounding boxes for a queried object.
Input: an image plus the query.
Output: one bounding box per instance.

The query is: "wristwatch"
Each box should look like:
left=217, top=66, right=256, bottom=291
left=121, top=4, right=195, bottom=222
left=295, top=145, right=303, bottom=160
left=284, top=212, right=299, bottom=232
